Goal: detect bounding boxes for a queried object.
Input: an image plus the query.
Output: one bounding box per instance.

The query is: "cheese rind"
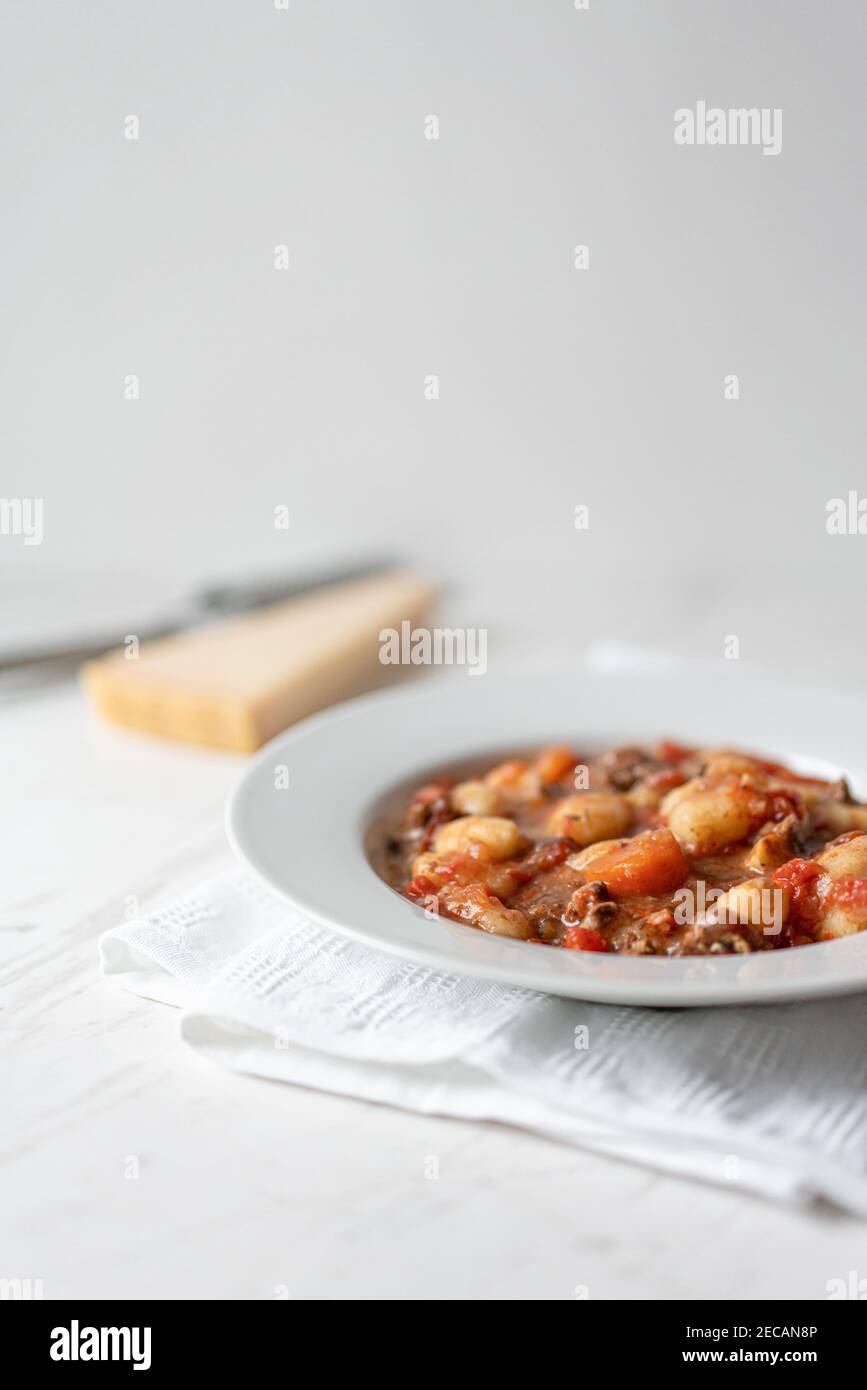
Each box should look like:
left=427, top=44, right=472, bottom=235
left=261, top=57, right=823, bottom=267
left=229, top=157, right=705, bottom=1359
left=81, top=570, right=435, bottom=752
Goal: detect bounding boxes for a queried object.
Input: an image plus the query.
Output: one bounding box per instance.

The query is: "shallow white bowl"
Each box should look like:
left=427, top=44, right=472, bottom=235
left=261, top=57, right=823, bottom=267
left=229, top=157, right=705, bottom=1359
left=226, top=665, right=867, bottom=1007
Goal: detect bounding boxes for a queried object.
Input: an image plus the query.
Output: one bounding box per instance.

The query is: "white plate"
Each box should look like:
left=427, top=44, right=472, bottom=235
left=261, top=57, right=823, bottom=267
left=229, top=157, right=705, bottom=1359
left=226, top=665, right=867, bottom=1007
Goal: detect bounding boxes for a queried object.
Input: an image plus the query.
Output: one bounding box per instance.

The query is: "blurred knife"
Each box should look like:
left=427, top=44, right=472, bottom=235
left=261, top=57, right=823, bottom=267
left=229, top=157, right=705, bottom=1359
left=0, top=558, right=394, bottom=674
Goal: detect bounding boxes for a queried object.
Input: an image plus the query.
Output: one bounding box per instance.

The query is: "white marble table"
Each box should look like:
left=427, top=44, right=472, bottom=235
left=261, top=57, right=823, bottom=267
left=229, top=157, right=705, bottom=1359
left=2, top=682, right=865, bottom=1301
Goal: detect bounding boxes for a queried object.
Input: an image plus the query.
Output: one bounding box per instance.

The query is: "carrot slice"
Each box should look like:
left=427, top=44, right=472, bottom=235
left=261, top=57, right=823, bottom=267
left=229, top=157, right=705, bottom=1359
left=586, top=828, right=689, bottom=898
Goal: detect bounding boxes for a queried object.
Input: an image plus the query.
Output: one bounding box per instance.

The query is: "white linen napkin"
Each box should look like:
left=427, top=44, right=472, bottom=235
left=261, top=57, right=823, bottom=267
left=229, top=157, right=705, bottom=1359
left=99, top=862, right=867, bottom=1214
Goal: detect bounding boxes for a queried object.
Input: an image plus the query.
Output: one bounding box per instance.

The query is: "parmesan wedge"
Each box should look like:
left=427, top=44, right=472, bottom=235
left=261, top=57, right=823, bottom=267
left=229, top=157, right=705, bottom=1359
left=81, top=569, right=435, bottom=752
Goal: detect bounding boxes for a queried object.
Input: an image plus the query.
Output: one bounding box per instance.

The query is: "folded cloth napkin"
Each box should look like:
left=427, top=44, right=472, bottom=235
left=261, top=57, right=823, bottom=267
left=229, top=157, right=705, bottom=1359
left=100, top=864, right=867, bottom=1214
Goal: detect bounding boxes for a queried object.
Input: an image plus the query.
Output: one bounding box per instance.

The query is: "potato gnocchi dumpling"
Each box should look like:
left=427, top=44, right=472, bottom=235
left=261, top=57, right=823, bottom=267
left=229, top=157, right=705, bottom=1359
left=381, top=742, right=867, bottom=956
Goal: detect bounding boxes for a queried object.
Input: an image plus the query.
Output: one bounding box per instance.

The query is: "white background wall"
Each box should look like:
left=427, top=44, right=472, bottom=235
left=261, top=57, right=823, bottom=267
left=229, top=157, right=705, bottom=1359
left=2, top=1, right=865, bottom=678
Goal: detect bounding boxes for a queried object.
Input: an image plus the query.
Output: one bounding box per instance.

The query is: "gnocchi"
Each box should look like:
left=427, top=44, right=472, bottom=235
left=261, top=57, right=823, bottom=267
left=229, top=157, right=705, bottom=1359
left=665, top=785, right=753, bottom=856
left=449, top=780, right=501, bottom=817
left=548, top=793, right=632, bottom=845
left=432, top=815, right=529, bottom=862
